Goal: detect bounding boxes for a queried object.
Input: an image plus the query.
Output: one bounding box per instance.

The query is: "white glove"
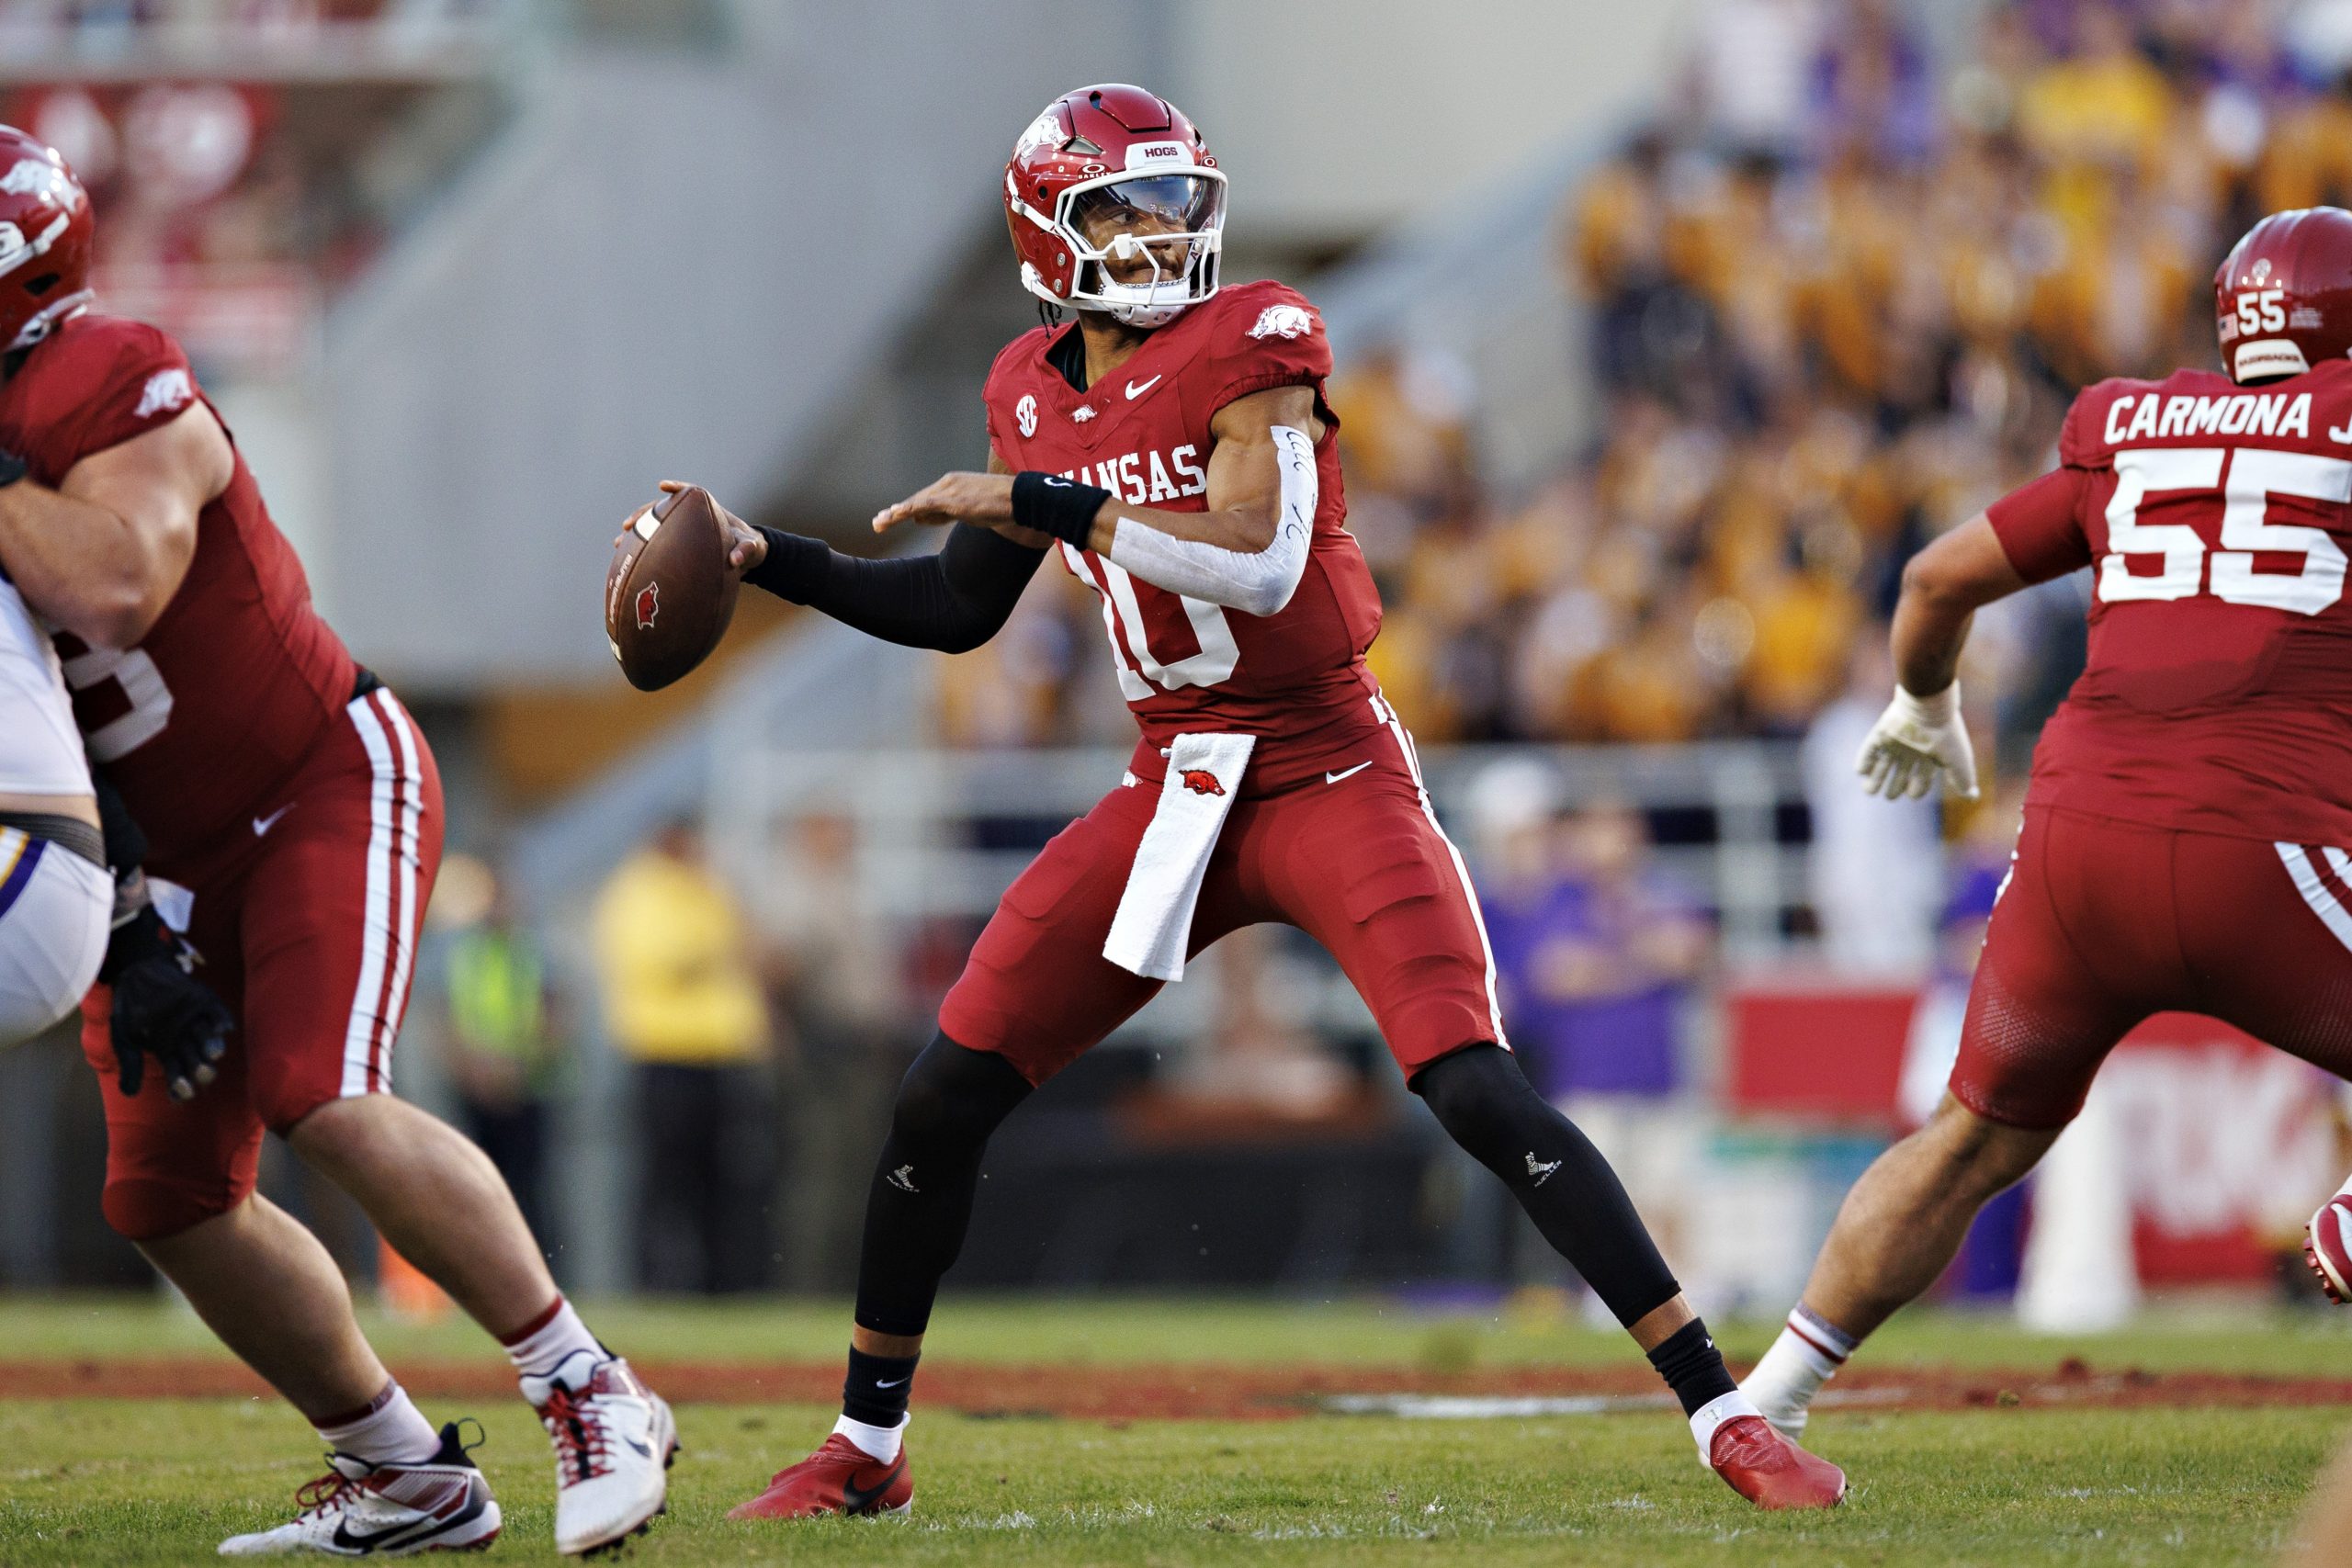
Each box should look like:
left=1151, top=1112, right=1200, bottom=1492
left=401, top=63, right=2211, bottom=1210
left=1855, top=682, right=1980, bottom=801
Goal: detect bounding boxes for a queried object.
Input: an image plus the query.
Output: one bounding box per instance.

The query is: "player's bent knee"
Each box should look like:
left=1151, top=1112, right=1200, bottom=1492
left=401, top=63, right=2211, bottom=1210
left=1919, top=1097, right=2057, bottom=1195
left=1408, top=1043, right=1537, bottom=1156
left=888, top=1032, right=1034, bottom=1152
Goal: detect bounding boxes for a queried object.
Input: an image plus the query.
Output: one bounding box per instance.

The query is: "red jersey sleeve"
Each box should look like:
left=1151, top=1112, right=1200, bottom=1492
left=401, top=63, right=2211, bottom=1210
left=17, top=318, right=200, bottom=482
left=1200, top=284, right=1331, bottom=415
left=1985, top=466, right=2095, bottom=582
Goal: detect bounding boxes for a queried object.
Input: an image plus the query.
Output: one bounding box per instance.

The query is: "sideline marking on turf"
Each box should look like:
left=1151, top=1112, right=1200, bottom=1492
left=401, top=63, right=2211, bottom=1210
left=1323, top=1387, right=1917, bottom=1419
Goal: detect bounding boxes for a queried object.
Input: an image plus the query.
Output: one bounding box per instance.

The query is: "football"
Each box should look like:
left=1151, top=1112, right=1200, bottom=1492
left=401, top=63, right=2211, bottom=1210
left=605, top=484, right=741, bottom=692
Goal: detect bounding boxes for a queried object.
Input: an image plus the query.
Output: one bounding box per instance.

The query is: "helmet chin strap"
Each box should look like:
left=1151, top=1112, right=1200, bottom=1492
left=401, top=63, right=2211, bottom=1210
left=6, top=290, right=91, bottom=355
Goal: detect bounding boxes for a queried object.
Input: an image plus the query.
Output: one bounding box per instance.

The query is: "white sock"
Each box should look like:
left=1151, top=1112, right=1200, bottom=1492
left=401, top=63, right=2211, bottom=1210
left=833, top=1412, right=906, bottom=1464
left=1742, top=1307, right=1854, bottom=1428
left=1688, top=1389, right=1762, bottom=1460
left=501, top=1296, right=605, bottom=1381
left=317, top=1382, right=442, bottom=1466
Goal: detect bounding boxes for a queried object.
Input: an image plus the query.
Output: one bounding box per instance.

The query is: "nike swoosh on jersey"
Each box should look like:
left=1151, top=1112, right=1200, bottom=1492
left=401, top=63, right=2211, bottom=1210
left=1125, top=375, right=1163, bottom=400
left=840, top=1458, right=908, bottom=1514
left=253, top=805, right=294, bottom=837
left=1324, top=761, right=1373, bottom=784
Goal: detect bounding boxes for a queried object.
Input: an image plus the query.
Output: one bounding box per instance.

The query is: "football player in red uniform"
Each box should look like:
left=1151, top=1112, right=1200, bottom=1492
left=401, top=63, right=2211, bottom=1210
left=1743, top=206, right=2352, bottom=1448
left=707, top=85, right=1843, bottom=1517
left=0, top=126, right=673, bottom=1557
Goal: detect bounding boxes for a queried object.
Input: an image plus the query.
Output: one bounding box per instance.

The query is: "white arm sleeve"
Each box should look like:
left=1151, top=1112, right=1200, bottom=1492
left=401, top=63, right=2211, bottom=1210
left=1103, top=424, right=1316, bottom=617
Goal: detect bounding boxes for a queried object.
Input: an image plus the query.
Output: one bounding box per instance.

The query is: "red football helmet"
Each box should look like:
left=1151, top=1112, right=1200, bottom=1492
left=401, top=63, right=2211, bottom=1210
left=2214, top=207, right=2352, bottom=383
left=1003, top=84, right=1224, bottom=328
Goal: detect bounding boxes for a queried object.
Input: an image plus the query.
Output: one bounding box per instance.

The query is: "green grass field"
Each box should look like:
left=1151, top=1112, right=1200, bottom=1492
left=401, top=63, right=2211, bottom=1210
left=5, top=1293, right=2350, bottom=1565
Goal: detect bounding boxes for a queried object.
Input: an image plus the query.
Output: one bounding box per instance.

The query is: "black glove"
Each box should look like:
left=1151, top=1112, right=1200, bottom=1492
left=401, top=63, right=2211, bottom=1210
left=101, top=901, right=233, bottom=1101
left=0, top=448, right=25, bottom=489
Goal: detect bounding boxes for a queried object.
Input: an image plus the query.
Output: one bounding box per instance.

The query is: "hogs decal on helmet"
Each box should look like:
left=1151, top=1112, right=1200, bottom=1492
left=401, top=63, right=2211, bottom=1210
left=1002, top=84, right=1225, bottom=330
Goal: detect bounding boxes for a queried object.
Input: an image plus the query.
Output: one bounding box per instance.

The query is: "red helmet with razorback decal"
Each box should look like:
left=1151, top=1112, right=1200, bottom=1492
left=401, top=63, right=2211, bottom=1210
left=2214, top=207, right=2352, bottom=384
left=1003, top=84, right=1225, bottom=329
left=0, top=124, right=93, bottom=355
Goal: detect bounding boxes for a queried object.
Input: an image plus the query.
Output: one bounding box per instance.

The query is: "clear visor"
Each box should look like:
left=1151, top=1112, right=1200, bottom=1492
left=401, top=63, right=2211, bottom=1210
left=1067, top=174, right=1225, bottom=252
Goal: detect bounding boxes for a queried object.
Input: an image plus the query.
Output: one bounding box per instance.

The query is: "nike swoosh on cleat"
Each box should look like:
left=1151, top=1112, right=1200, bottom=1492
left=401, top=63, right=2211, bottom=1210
left=839, top=1458, right=907, bottom=1515
left=1323, top=761, right=1373, bottom=784
left=625, top=1436, right=654, bottom=1458
left=1125, top=375, right=1162, bottom=400
left=329, top=1498, right=481, bottom=1555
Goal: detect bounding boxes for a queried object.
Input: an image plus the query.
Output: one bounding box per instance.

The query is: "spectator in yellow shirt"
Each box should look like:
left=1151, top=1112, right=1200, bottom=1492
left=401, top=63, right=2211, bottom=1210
left=592, top=818, right=776, bottom=1293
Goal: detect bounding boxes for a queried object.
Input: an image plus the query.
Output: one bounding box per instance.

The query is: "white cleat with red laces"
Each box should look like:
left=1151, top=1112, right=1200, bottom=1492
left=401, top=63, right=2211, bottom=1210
left=217, top=1422, right=502, bottom=1556
left=522, top=1349, right=677, bottom=1556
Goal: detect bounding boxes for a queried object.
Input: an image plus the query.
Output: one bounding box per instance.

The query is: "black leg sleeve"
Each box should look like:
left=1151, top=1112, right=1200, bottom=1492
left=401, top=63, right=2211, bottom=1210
left=850, top=1032, right=1035, bottom=1338
left=1411, top=1043, right=1681, bottom=1328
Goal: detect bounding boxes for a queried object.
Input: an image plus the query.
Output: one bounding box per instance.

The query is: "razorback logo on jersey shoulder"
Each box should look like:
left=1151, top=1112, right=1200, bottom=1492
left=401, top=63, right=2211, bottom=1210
left=133, top=367, right=193, bottom=420
left=1248, top=303, right=1316, bottom=341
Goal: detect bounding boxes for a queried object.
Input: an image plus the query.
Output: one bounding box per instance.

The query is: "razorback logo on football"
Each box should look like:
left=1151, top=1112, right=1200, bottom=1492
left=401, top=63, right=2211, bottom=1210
left=635, top=581, right=660, bottom=631
left=1180, top=769, right=1225, bottom=796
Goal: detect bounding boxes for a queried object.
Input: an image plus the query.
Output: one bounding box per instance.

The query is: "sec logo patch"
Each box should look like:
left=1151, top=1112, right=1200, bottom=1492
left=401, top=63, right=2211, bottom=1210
left=1017, top=393, right=1038, bottom=438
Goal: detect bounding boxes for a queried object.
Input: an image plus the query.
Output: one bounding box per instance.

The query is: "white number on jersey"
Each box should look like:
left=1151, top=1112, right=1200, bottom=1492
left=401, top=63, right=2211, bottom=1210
left=61, top=644, right=174, bottom=761
left=1067, top=546, right=1239, bottom=696
left=2098, top=446, right=2351, bottom=615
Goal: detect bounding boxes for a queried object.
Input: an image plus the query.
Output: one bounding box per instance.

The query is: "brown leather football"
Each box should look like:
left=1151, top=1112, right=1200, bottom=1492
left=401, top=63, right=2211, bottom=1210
left=604, top=485, right=741, bottom=692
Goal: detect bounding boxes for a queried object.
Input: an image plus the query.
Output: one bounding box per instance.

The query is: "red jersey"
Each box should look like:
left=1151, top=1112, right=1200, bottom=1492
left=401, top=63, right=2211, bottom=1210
left=1987, top=359, right=2352, bottom=844
left=983, top=279, right=1386, bottom=795
left=0, top=313, right=357, bottom=874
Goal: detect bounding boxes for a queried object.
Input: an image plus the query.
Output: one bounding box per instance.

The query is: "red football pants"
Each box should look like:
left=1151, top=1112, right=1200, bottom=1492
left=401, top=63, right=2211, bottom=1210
left=82, top=687, right=442, bottom=1240
left=938, top=720, right=1504, bottom=1086
left=1952, top=804, right=2352, bottom=1128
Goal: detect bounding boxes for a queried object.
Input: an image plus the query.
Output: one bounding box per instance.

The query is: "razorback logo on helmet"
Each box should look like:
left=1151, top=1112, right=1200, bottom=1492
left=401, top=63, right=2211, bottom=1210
left=1013, top=110, right=1066, bottom=161
left=133, top=367, right=194, bottom=420
left=0, top=156, right=74, bottom=204
left=1248, top=303, right=1317, bottom=341
left=635, top=581, right=660, bottom=631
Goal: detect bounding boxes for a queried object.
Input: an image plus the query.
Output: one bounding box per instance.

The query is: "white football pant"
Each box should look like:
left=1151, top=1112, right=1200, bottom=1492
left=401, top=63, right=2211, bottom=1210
left=0, top=826, right=111, bottom=1049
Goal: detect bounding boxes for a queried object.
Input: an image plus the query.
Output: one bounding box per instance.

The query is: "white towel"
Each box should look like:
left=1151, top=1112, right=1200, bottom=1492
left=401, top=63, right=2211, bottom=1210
left=1102, top=732, right=1256, bottom=981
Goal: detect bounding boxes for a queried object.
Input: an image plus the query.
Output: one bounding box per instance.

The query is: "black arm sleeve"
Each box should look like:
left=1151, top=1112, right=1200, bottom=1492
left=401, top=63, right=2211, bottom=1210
left=91, top=764, right=147, bottom=874
left=743, top=523, right=1046, bottom=654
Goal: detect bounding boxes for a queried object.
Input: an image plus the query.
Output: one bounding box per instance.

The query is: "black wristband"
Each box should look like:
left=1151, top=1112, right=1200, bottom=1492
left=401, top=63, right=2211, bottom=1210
left=742, top=526, right=833, bottom=604
left=0, top=449, right=25, bottom=489
left=1011, top=471, right=1111, bottom=548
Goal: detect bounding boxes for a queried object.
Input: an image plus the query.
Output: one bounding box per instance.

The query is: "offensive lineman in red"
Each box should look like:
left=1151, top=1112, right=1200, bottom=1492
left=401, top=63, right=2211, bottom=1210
left=705, top=85, right=1844, bottom=1517
left=1741, top=206, right=2352, bottom=1451
left=0, top=127, right=674, bottom=1556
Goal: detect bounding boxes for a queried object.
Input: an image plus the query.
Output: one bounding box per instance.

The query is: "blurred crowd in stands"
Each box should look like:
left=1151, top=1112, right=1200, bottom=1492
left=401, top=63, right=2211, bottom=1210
left=1363, top=0, right=2352, bottom=757
left=0, top=1, right=503, bottom=370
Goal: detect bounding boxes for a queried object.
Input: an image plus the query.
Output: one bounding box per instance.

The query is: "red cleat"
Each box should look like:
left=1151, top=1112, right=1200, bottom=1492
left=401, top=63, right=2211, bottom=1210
left=2308, top=1194, right=2352, bottom=1303
left=1708, top=1415, right=1848, bottom=1509
left=728, top=1433, right=912, bottom=1520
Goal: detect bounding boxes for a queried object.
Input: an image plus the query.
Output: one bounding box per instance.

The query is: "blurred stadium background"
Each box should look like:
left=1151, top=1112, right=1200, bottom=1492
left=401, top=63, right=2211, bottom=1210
left=0, top=0, right=2346, bottom=1336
